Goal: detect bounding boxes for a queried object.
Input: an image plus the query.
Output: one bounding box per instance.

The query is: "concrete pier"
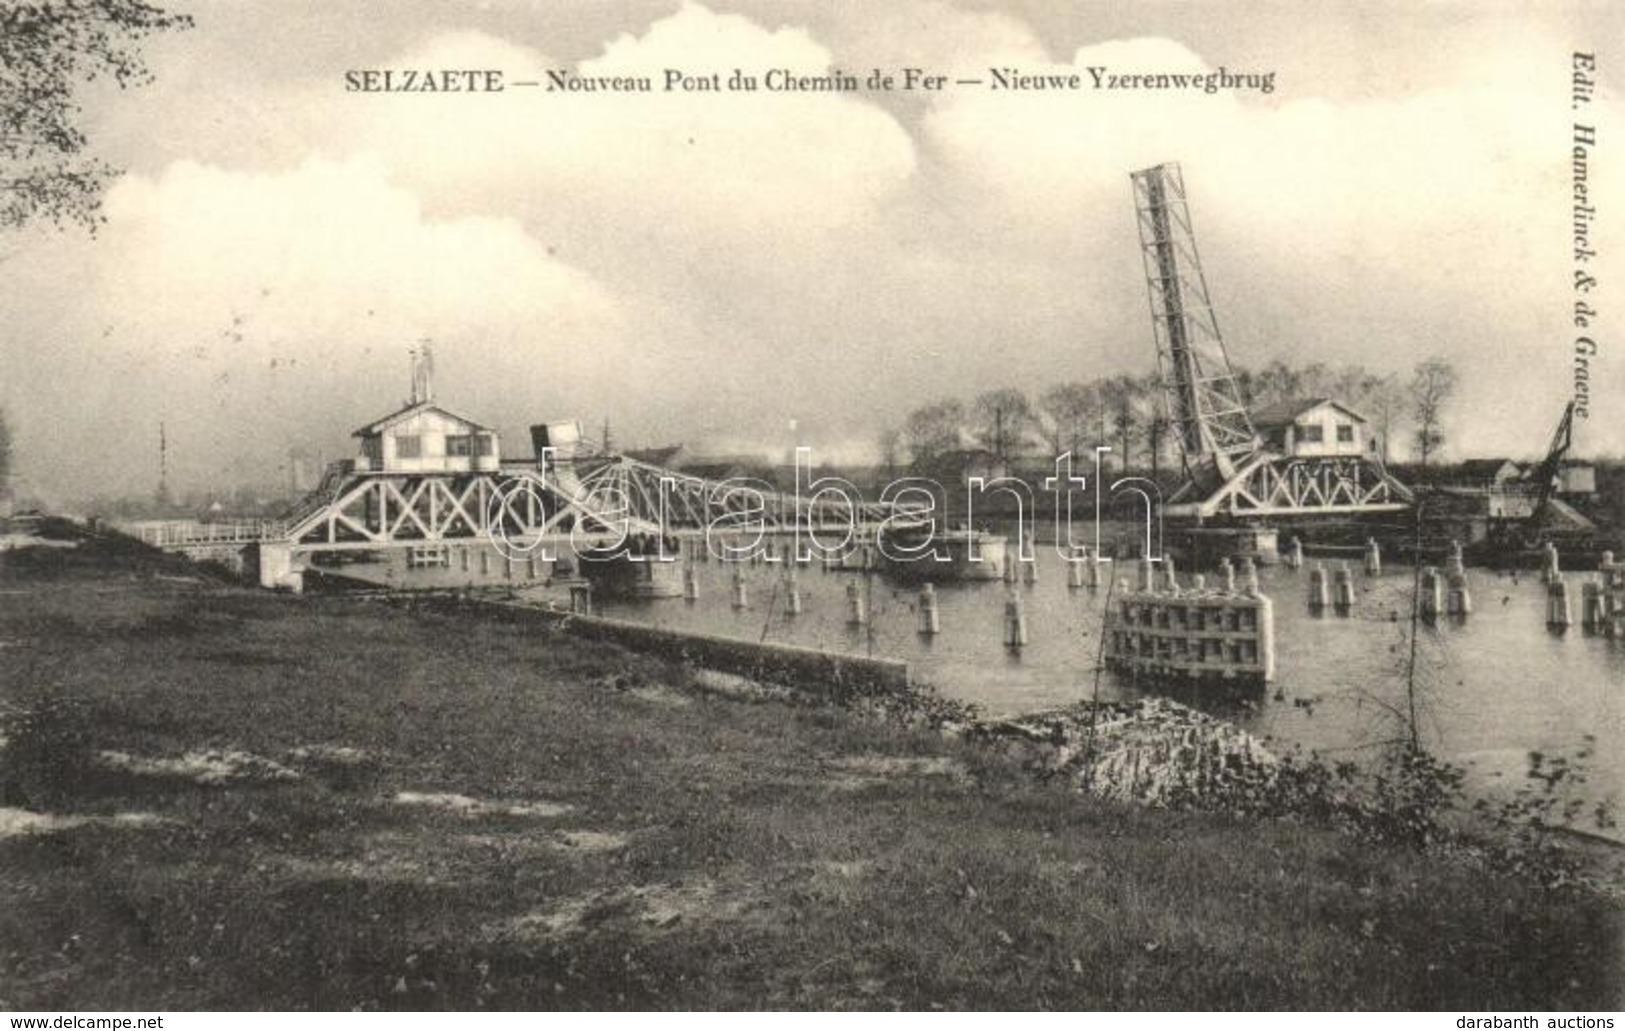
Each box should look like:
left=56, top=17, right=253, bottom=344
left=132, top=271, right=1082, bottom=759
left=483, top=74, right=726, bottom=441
left=1239, top=556, right=1259, bottom=594
left=682, top=564, right=700, bottom=602
left=1581, top=581, right=1604, bottom=630
left=1333, top=562, right=1355, bottom=611
left=918, top=583, right=940, bottom=635
left=1446, top=570, right=1472, bottom=617
left=1420, top=567, right=1443, bottom=621
left=731, top=568, right=748, bottom=610
left=784, top=570, right=802, bottom=616
left=1547, top=576, right=1573, bottom=628
left=1542, top=542, right=1562, bottom=585
left=1446, top=540, right=1466, bottom=578
left=568, top=581, right=593, bottom=616
left=1003, top=591, right=1028, bottom=650
left=846, top=581, right=867, bottom=626
left=1364, top=539, right=1381, bottom=576
left=1103, top=577, right=1275, bottom=685
left=1221, top=558, right=1237, bottom=594
left=1067, top=547, right=1087, bottom=589
left=1286, top=536, right=1304, bottom=571
left=1307, top=564, right=1329, bottom=611
left=1161, top=555, right=1179, bottom=593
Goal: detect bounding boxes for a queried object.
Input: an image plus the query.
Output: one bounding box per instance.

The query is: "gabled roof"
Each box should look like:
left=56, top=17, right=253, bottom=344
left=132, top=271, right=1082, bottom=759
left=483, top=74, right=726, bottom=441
left=1250, top=397, right=1368, bottom=429
left=352, top=400, right=492, bottom=437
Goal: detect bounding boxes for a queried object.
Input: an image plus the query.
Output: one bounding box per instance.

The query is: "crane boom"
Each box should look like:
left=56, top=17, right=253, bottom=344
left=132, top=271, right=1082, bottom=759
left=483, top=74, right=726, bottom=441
left=1130, top=163, right=1257, bottom=481
left=1526, top=400, right=1577, bottom=528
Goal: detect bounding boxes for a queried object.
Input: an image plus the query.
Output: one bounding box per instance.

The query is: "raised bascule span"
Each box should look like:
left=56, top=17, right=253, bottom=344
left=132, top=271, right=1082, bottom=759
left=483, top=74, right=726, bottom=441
left=1130, top=162, right=1413, bottom=523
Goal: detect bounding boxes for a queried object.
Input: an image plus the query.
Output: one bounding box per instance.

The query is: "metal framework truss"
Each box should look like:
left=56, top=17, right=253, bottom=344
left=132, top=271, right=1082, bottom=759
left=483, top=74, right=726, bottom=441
left=575, top=456, right=900, bottom=533
left=282, top=467, right=660, bottom=550
left=1131, top=163, right=1258, bottom=481
left=1166, top=452, right=1413, bottom=520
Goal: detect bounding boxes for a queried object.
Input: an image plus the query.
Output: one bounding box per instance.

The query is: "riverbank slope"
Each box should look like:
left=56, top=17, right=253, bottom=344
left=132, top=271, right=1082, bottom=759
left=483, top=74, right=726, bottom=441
left=0, top=527, right=1618, bottom=1009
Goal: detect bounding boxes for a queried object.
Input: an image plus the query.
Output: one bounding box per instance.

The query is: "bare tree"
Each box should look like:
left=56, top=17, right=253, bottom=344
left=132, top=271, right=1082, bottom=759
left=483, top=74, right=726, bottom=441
left=1409, top=357, right=1459, bottom=467
left=876, top=426, right=902, bottom=478
left=1352, top=372, right=1404, bottom=465
left=2, top=1, right=192, bottom=233
left=901, top=399, right=965, bottom=468
left=1103, top=375, right=1144, bottom=473
left=970, top=388, right=1034, bottom=460
left=1245, top=359, right=1304, bottom=409
left=1037, top=381, right=1099, bottom=455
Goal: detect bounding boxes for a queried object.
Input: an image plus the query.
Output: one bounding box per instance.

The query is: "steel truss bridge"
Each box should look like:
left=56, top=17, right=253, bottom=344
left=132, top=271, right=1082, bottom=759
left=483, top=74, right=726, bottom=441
left=1131, top=162, right=1412, bottom=522
left=573, top=454, right=907, bottom=537
left=127, top=449, right=925, bottom=588
left=273, top=458, right=661, bottom=554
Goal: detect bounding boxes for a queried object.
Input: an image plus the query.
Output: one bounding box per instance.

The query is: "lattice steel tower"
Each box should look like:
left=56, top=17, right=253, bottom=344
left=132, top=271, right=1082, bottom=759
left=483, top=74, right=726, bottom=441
left=1130, top=162, right=1257, bottom=481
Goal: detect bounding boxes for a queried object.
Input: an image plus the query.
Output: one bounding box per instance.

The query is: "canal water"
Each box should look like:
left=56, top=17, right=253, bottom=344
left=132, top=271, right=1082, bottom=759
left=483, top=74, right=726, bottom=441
left=580, top=547, right=1623, bottom=816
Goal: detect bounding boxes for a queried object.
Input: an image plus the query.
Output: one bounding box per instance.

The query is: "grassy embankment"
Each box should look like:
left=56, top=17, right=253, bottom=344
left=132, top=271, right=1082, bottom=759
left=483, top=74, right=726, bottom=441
left=0, top=525, right=1619, bottom=1010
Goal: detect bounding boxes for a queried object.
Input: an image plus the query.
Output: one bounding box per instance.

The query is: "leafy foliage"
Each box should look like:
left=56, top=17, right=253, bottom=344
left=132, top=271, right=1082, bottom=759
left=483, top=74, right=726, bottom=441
left=0, top=0, right=192, bottom=232
left=1162, top=736, right=1617, bottom=885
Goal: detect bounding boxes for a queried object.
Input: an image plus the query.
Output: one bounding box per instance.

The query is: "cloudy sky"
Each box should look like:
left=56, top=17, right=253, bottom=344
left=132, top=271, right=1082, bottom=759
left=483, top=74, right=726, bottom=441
left=3, top=0, right=1620, bottom=501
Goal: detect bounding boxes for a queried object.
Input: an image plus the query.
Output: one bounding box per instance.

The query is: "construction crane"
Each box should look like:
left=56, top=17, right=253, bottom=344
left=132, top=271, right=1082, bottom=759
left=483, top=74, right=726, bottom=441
left=1523, top=400, right=1577, bottom=528
left=1129, top=162, right=1412, bottom=521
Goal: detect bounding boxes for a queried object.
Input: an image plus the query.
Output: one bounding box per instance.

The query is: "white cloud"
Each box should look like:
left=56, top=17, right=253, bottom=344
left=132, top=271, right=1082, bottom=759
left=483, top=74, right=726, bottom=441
left=334, top=6, right=917, bottom=241
left=4, top=157, right=626, bottom=494
left=6, top=3, right=1622, bottom=506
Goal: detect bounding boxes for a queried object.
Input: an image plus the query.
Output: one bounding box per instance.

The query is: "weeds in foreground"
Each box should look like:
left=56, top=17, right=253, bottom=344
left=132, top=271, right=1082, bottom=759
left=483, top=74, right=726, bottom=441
left=1159, top=735, right=1618, bottom=886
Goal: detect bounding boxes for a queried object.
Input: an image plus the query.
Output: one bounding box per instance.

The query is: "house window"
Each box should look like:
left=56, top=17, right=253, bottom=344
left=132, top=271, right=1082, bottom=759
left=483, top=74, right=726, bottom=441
left=1300, top=425, right=1325, bottom=443
left=396, top=435, right=422, bottom=458
left=1336, top=425, right=1355, bottom=443
left=474, top=433, right=494, bottom=457
left=446, top=434, right=473, bottom=457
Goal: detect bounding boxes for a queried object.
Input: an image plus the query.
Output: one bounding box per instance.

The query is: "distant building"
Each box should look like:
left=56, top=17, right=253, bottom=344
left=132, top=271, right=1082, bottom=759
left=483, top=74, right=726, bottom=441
left=1558, top=461, right=1596, bottom=496
left=352, top=400, right=501, bottom=474
left=1251, top=398, right=1376, bottom=460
